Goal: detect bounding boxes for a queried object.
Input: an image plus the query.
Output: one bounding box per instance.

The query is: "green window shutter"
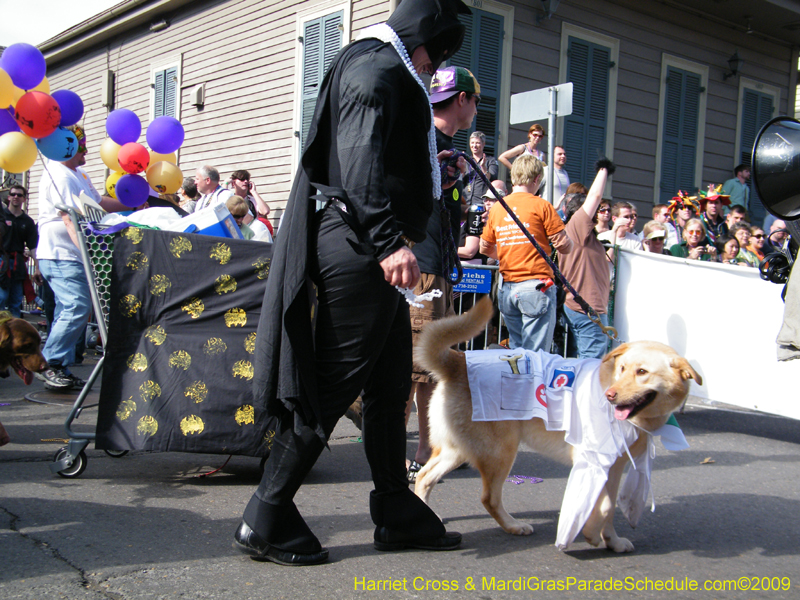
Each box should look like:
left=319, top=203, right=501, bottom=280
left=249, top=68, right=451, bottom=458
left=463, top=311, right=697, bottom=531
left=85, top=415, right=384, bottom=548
left=300, top=11, right=343, bottom=155
left=740, top=88, right=774, bottom=222
left=448, top=9, right=503, bottom=157
left=563, top=36, right=610, bottom=187
left=659, top=67, right=701, bottom=203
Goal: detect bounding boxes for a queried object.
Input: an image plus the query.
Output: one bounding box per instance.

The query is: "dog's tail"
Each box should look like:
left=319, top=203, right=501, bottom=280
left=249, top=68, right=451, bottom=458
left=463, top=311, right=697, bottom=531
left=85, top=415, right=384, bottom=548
left=414, top=296, right=494, bottom=381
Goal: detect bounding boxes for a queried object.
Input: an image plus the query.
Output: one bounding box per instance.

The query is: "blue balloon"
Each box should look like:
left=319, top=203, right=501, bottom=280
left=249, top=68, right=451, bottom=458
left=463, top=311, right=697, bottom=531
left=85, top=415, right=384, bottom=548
left=0, top=43, right=46, bottom=90
left=146, top=115, right=185, bottom=154
left=51, top=90, right=84, bottom=127
left=115, top=173, right=150, bottom=208
left=0, top=106, right=20, bottom=136
left=36, top=126, right=78, bottom=161
left=106, top=109, right=141, bottom=145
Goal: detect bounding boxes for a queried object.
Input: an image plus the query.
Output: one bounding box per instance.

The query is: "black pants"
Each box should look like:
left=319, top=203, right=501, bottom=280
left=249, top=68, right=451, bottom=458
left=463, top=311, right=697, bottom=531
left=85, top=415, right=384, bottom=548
left=246, top=208, right=420, bottom=545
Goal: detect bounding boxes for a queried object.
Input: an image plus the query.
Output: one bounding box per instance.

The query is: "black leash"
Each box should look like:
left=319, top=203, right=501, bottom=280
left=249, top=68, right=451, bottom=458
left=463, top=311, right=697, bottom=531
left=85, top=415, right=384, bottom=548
left=458, top=151, right=617, bottom=341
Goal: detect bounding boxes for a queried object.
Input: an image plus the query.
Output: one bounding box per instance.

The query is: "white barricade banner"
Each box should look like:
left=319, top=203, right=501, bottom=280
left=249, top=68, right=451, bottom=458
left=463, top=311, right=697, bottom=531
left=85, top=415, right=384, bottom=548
left=614, top=249, right=800, bottom=420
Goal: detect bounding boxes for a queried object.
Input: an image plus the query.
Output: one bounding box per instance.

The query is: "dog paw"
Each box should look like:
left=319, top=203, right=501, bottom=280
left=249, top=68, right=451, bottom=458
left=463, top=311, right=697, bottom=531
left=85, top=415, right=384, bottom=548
left=606, top=536, right=635, bottom=553
left=506, top=521, right=534, bottom=536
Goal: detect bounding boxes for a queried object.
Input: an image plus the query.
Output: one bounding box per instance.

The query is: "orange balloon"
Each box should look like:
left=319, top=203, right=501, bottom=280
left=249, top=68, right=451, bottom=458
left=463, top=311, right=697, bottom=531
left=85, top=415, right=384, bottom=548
left=14, top=91, right=60, bottom=139
left=118, top=142, right=150, bottom=174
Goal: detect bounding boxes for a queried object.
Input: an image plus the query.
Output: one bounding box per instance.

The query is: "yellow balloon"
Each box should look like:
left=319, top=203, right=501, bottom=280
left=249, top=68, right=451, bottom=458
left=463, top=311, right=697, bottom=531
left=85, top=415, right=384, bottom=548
left=11, top=76, right=49, bottom=105
left=146, top=161, right=183, bottom=194
left=106, top=170, right=125, bottom=199
left=0, top=69, right=13, bottom=108
left=0, top=132, right=38, bottom=173
left=100, top=137, right=122, bottom=171
left=148, top=149, right=177, bottom=165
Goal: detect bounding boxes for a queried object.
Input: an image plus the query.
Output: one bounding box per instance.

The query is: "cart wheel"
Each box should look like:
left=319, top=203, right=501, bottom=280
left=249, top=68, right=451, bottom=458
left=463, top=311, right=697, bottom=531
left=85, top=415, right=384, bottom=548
left=104, top=449, right=129, bottom=458
left=54, top=447, right=88, bottom=478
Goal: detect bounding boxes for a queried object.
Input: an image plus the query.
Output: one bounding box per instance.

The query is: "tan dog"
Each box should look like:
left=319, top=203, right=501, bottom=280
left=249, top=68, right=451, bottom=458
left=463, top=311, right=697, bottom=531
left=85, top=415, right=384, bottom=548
left=413, top=297, right=701, bottom=552
left=0, top=313, right=48, bottom=385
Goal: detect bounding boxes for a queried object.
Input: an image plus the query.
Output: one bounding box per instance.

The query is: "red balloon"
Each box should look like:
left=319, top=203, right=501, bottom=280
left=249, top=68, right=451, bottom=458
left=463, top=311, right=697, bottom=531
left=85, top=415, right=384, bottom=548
left=117, top=142, right=150, bottom=174
left=14, top=91, right=61, bottom=139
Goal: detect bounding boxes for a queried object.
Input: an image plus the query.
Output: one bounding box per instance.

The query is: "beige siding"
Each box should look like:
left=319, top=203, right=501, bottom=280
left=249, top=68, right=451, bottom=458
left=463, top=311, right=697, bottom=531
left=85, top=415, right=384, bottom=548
left=28, top=0, right=390, bottom=224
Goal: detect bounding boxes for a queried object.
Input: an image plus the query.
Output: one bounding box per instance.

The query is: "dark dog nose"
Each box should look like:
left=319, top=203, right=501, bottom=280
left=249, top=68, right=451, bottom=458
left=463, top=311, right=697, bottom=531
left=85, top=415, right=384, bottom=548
left=605, top=388, right=617, bottom=402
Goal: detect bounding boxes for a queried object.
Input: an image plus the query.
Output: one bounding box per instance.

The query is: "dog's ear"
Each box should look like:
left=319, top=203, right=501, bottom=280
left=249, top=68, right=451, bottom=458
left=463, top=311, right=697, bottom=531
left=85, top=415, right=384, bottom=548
left=601, top=343, right=628, bottom=367
left=671, top=356, right=702, bottom=386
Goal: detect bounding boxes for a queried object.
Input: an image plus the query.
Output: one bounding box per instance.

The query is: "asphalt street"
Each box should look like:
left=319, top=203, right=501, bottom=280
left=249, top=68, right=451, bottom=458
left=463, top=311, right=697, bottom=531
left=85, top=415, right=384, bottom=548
left=1, top=351, right=799, bottom=600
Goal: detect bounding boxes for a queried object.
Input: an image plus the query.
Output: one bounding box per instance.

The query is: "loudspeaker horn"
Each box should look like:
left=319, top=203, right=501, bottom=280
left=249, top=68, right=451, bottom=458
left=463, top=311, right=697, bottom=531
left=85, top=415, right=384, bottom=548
left=752, top=116, right=800, bottom=221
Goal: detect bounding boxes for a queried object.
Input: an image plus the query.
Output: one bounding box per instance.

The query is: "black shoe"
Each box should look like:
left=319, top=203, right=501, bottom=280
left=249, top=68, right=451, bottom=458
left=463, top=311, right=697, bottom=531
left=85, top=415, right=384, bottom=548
left=41, top=367, right=74, bottom=391
left=233, top=522, right=329, bottom=566
left=373, top=526, right=462, bottom=552
left=65, top=373, right=86, bottom=388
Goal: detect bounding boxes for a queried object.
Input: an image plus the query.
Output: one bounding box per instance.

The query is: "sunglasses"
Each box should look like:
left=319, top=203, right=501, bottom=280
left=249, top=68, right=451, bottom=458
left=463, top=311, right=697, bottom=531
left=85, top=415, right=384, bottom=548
left=686, top=230, right=703, bottom=236
left=753, top=234, right=765, bottom=239
left=598, top=208, right=611, bottom=213
left=530, top=133, right=543, bottom=138
left=7, top=192, right=25, bottom=197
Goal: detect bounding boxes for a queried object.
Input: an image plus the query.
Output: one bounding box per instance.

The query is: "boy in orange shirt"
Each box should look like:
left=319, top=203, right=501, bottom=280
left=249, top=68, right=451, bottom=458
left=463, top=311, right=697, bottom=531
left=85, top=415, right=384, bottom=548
left=480, top=154, right=572, bottom=351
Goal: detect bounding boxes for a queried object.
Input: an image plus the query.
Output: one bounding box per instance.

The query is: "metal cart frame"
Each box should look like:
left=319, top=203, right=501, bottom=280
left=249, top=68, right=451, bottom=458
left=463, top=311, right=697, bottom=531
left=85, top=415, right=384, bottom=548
left=49, top=204, right=122, bottom=477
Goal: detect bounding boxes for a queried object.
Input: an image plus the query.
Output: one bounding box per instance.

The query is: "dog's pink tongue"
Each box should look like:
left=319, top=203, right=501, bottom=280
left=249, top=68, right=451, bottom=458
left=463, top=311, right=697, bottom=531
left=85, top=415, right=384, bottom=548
left=614, top=405, right=633, bottom=420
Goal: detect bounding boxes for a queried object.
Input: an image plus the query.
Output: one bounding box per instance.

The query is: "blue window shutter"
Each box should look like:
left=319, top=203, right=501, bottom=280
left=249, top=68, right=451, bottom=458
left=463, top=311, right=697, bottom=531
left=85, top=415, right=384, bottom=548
left=563, top=37, right=609, bottom=187
left=154, top=67, right=178, bottom=118
left=740, top=89, right=774, bottom=221
left=659, top=67, right=700, bottom=203
left=154, top=70, right=165, bottom=118
left=164, top=67, right=177, bottom=118
left=300, top=11, right=343, bottom=155
left=448, top=9, right=503, bottom=157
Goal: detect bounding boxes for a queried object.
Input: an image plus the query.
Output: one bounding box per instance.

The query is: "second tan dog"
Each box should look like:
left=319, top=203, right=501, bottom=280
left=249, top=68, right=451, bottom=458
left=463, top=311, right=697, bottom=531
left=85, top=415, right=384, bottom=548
left=413, top=297, right=701, bottom=552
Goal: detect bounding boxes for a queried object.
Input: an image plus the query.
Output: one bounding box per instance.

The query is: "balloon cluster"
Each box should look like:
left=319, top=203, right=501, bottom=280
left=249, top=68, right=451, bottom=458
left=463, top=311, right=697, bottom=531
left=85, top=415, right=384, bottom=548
left=0, top=43, right=86, bottom=173
left=101, top=109, right=185, bottom=207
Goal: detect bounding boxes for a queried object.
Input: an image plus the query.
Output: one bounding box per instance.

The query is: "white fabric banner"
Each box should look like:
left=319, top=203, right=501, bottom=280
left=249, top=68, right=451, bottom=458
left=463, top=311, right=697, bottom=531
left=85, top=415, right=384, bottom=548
left=614, top=249, right=800, bottom=420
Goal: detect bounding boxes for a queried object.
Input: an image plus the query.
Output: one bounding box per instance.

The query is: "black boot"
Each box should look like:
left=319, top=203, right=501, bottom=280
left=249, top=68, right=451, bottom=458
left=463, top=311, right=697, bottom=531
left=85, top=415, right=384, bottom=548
left=370, top=488, right=462, bottom=551
left=234, top=496, right=328, bottom=566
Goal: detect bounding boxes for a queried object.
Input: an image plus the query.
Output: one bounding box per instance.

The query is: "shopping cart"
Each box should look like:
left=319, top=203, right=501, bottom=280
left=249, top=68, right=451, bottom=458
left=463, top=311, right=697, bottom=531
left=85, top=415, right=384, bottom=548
left=48, top=206, right=275, bottom=478
left=49, top=204, right=117, bottom=477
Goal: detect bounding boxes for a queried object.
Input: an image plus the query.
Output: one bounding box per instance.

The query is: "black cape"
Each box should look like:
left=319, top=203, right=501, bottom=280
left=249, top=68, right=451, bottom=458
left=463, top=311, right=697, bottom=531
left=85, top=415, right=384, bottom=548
left=252, top=0, right=469, bottom=441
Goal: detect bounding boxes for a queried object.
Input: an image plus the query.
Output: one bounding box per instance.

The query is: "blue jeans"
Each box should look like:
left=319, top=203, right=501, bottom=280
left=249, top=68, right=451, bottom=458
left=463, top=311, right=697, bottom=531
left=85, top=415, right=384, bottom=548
left=39, top=259, right=92, bottom=367
left=498, top=279, right=557, bottom=352
left=1, top=280, right=24, bottom=317
left=564, top=306, right=609, bottom=359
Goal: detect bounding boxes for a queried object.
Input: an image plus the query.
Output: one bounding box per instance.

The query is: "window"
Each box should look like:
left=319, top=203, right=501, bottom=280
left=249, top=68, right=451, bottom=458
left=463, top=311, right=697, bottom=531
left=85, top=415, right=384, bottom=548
left=735, top=79, right=779, bottom=223
left=299, top=10, right=344, bottom=155
left=558, top=24, right=619, bottom=194
left=563, top=36, right=610, bottom=187
left=448, top=7, right=505, bottom=157
left=654, top=56, right=707, bottom=204
left=151, top=61, right=180, bottom=120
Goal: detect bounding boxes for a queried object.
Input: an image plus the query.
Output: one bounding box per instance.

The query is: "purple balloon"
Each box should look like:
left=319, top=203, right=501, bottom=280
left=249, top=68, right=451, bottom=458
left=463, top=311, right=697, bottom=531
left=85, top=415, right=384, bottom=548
left=115, top=173, right=150, bottom=208
left=0, top=106, right=20, bottom=136
left=106, top=109, right=141, bottom=145
left=36, top=126, right=78, bottom=161
left=51, top=90, right=84, bottom=127
left=0, top=43, right=47, bottom=90
left=146, top=116, right=185, bottom=154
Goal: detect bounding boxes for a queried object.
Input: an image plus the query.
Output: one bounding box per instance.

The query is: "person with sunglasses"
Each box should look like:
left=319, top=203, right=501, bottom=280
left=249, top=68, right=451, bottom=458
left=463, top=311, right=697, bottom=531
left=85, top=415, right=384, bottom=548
left=669, top=218, right=716, bottom=261
left=498, top=124, right=547, bottom=169
left=1, top=185, right=41, bottom=317
left=745, top=226, right=767, bottom=264
left=594, top=200, right=612, bottom=234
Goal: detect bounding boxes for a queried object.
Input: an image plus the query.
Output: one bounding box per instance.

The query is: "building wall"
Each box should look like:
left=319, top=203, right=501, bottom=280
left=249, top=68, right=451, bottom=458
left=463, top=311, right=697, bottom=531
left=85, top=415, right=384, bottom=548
left=28, top=0, right=390, bottom=221
left=500, top=0, right=793, bottom=210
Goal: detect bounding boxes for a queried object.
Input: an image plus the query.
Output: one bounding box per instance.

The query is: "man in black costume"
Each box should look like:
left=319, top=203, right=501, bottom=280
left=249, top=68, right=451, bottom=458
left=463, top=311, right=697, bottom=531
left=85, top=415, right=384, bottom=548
left=234, top=0, right=470, bottom=566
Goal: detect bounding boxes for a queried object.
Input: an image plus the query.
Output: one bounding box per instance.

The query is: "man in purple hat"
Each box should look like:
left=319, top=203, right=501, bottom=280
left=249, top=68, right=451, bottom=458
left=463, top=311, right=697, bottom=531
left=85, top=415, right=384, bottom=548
left=406, top=65, right=480, bottom=482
